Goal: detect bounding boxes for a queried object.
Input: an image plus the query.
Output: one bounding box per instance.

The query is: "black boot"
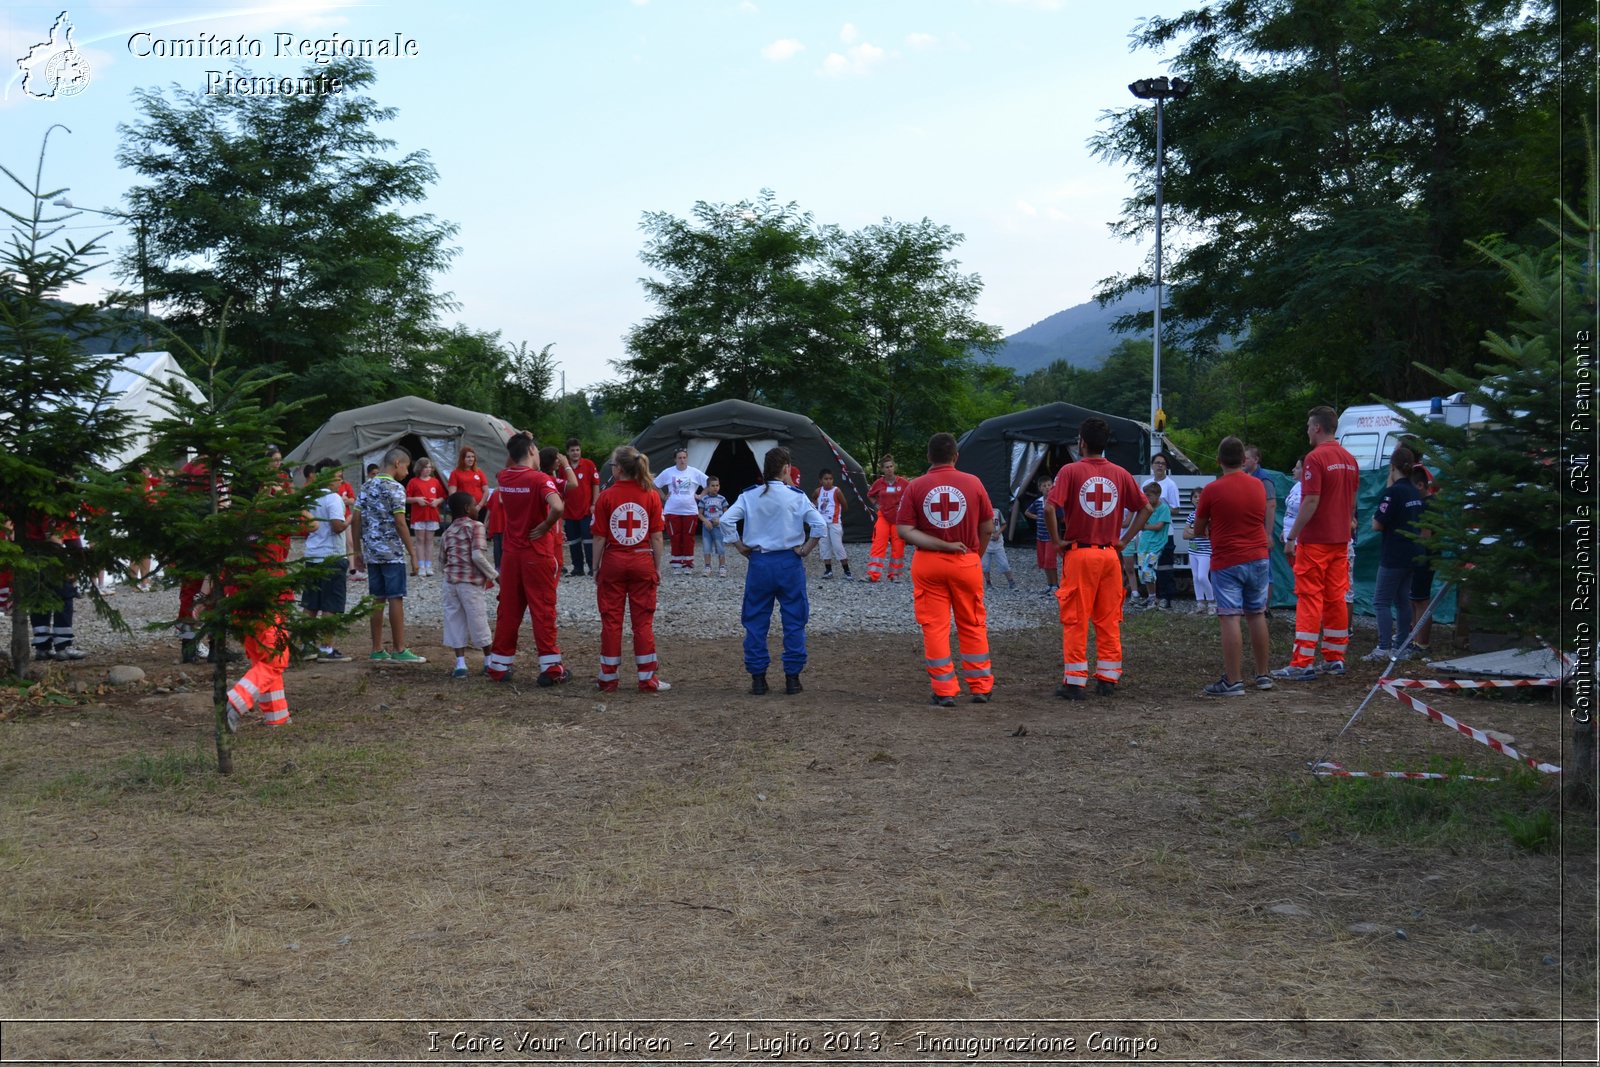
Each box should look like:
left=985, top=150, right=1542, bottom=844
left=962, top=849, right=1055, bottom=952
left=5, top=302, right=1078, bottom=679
left=785, top=673, right=803, bottom=695
left=750, top=673, right=769, bottom=695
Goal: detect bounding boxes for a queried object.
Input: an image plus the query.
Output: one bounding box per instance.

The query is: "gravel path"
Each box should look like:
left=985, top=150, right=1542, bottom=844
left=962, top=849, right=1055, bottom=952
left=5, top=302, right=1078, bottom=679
left=1, top=545, right=1071, bottom=659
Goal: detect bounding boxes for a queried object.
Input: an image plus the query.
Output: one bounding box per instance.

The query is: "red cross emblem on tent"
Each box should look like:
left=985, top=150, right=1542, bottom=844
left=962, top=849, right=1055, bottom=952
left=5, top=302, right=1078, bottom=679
left=609, top=502, right=649, bottom=546
left=921, top=484, right=968, bottom=530
left=1078, top=476, right=1119, bottom=519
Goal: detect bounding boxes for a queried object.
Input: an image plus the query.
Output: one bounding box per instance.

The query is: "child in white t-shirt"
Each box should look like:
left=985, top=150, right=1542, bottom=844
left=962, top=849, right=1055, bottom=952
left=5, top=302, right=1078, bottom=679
left=982, top=512, right=1017, bottom=589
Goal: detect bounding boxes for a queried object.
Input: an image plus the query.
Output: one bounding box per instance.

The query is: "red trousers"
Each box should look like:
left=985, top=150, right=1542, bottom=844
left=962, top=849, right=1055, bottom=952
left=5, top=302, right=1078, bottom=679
left=177, top=578, right=205, bottom=636
left=665, top=514, right=699, bottom=568
left=227, top=616, right=290, bottom=727
left=1057, top=544, right=1126, bottom=687
left=596, top=551, right=661, bottom=690
left=911, top=551, right=992, bottom=697
left=486, top=548, right=561, bottom=679
left=1290, top=541, right=1351, bottom=666
left=868, top=515, right=906, bottom=582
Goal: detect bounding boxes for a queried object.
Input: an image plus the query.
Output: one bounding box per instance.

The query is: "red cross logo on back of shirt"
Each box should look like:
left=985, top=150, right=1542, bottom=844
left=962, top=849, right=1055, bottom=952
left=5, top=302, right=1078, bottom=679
left=1079, top=476, right=1118, bottom=519
left=609, top=502, right=649, bottom=546
left=922, top=484, right=967, bottom=530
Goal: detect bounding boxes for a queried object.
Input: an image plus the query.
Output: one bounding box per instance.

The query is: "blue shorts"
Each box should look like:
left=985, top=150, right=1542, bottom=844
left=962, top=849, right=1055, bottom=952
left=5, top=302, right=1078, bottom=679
left=1211, top=558, right=1269, bottom=616
left=701, top=523, right=726, bottom=556
left=367, top=561, right=408, bottom=600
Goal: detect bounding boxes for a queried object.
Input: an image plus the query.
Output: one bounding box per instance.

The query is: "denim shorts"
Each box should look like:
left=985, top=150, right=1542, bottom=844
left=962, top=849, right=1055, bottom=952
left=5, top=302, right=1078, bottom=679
left=367, top=561, right=407, bottom=600
left=701, top=523, right=726, bottom=555
left=1210, top=557, right=1269, bottom=616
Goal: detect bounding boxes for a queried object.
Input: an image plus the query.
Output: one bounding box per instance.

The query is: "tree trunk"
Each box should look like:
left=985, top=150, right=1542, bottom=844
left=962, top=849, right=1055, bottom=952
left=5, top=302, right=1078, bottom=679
left=1567, top=709, right=1596, bottom=810
left=212, top=635, right=233, bottom=775
left=9, top=616, right=30, bottom=679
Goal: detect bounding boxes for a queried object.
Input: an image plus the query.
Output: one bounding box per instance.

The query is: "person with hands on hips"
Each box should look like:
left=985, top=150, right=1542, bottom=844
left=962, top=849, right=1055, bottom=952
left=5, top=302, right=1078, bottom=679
left=720, top=446, right=825, bottom=697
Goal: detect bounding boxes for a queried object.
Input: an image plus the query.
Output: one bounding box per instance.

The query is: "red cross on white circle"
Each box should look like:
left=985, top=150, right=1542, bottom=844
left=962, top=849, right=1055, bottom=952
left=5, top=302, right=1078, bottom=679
left=1078, top=476, right=1119, bottom=519
left=922, top=484, right=968, bottom=530
left=609, top=502, right=649, bottom=546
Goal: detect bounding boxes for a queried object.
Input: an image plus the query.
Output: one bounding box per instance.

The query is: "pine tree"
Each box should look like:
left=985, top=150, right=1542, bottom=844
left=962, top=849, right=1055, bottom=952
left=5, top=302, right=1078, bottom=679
left=110, top=319, right=368, bottom=774
left=0, top=130, right=134, bottom=676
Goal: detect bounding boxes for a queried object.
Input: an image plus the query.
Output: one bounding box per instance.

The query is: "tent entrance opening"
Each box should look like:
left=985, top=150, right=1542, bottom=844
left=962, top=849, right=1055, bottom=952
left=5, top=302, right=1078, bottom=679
left=705, top=439, right=765, bottom=496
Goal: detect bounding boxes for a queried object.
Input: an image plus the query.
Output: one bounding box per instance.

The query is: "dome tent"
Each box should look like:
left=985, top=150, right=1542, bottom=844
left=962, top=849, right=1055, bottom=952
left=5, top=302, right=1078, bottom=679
left=954, top=402, right=1155, bottom=541
left=624, top=399, right=874, bottom=542
left=284, top=396, right=517, bottom=487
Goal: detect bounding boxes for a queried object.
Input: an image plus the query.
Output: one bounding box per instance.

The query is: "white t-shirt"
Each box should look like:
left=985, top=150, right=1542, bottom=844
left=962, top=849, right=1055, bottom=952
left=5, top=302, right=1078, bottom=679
left=1149, top=472, right=1181, bottom=513
left=654, top=465, right=708, bottom=516
left=304, top=489, right=346, bottom=560
left=815, top=486, right=842, bottom=524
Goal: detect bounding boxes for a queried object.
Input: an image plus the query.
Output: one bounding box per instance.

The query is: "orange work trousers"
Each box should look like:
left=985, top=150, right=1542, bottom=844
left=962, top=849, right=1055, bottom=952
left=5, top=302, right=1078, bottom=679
left=1289, top=541, right=1351, bottom=667
left=227, top=616, right=290, bottom=727
left=868, top=515, right=906, bottom=582
left=1057, top=544, right=1126, bottom=688
left=911, top=550, right=992, bottom=698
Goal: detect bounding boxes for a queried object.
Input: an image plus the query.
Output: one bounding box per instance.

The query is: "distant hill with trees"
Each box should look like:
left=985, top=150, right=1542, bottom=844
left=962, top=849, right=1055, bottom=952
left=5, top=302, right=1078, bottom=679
left=989, top=292, right=1146, bottom=374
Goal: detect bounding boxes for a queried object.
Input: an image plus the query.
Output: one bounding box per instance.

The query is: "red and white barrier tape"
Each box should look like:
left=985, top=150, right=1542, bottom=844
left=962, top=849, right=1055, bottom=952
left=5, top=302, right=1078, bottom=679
left=1380, top=682, right=1562, bottom=775
left=1312, top=761, right=1501, bottom=782
left=1381, top=676, right=1563, bottom=690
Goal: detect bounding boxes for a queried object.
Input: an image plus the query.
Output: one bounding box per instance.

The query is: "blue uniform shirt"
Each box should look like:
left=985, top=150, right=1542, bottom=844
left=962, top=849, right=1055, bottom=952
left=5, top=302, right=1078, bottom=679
left=723, top=482, right=826, bottom=551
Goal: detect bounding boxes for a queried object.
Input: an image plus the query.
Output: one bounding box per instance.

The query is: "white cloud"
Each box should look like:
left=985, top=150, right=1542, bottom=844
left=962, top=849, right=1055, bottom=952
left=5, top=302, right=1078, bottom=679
left=905, top=32, right=938, bottom=51
left=1016, top=200, right=1039, bottom=217
left=819, top=41, right=886, bottom=77
left=839, top=22, right=859, bottom=44
left=760, top=38, right=805, bottom=61
left=737, top=1, right=759, bottom=10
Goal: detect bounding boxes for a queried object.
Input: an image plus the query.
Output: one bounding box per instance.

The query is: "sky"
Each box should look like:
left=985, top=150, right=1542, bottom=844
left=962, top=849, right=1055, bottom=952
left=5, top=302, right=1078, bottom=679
left=3, top=0, right=1192, bottom=393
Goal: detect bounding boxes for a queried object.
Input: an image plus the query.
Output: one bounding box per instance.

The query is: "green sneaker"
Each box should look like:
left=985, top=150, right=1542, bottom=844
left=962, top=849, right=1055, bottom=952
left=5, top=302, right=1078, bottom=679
left=389, top=648, right=427, bottom=664
left=368, top=650, right=390, bottom=663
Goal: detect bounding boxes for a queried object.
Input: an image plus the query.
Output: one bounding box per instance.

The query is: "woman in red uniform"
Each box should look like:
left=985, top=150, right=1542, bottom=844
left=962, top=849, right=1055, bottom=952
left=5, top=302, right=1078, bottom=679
left=592, top=445, right=668, bottom=692
left=406, top=457, right=446, bottom=577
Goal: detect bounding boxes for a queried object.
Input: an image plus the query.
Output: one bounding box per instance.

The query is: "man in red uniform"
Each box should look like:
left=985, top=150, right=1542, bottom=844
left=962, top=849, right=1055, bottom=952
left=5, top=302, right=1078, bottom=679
left=1045, top=417, right=1152, bottom=699
left=592, top=445, right=668, bottom=692
left=564, top=437, right=601, bottom=578
left=1274, top=404, right=1360, bottom=680
left=485, top=436, right=569, bottom=685
left=866, top=454, right=911, bottom=582
left=896, top=433, right=995, bottom=707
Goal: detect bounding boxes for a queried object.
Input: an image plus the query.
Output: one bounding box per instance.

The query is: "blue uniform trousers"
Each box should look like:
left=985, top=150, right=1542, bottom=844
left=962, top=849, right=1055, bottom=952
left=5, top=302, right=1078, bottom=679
left=742, top=549, right=809, bottom=675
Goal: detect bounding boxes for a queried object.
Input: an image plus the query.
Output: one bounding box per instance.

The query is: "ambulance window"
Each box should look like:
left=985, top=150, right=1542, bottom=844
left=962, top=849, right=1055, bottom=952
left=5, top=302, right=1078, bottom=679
left=1341, top=432, right=1378, bottom=468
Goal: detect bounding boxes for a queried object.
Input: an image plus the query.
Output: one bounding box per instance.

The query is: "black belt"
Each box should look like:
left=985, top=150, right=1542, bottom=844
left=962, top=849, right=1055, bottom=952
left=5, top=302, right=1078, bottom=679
left=1070, top=543, right=1115, bottom=550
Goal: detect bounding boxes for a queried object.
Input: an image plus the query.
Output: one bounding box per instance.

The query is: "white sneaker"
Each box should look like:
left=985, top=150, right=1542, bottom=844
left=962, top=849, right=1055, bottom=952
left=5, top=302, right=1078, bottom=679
left=1361, top=647, right=1393, bottom=663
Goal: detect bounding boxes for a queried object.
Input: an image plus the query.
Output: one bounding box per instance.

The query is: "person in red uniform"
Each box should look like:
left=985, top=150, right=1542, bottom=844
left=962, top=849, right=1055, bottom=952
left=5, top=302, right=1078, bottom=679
left=563, top=437, right=601, bottom=578
left=592, top=445, right=669, bottom=692
left=174, top=455, right=221, bottom=663
left=485, top=436, right=569, bottom=685
left=895, top=432, right=995, bottom=707
left=448, top=447, right=489, bottom=503
left=405, top=456, right=446, bottom=578
left=1045, top=417, right=1152, bottom=700
left=224, top=454, right=296, bottom=730
left=866, top=454, right=911, bottom=582
left=1274, top=404, right=1360, bottom=680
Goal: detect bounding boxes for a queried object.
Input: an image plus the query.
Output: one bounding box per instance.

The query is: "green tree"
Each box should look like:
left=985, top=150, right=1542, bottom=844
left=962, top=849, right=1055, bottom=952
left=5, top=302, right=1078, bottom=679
left=108, top=321, right=368, bottom=774
left=116, top=59, right=458, bottom=437
left=614, top=191, right=836, bottom=424
left=1092, top=0, right=1592, bottom=410
left=0, top=131, right=133, bottom=676
left=824, top=218, right=1003, bottom=464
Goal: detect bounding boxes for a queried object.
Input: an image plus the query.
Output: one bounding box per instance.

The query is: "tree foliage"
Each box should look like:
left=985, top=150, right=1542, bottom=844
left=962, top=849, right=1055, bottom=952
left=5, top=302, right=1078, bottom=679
left=1092, top=0, right=1593, bottom=414
left=116, top=60, right=458, bottom=437
left=0, top=131, right=133, bottom=676
left=611, top=191, right=1003, bottom=465
left=1394, top=155, right=1595, bottom=643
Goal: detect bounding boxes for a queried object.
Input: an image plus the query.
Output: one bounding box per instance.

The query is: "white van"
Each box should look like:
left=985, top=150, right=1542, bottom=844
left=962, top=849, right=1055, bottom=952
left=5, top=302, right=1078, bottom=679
left=1336, top=393, right=1483, bottom=471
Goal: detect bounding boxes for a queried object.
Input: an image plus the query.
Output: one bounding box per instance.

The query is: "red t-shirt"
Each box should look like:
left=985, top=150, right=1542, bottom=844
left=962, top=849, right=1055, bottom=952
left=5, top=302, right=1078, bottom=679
left=868, top=476, right=910, bottom=522
left=1299, top=440, right=1360, bottom=544
left=407, top=476, right=446, bottom=523
left=1046, top=456, right=1146, bottom=546
left=896, top=465, right=993, bottom=552
left=594, top=481, right=663, bottom=552
left=496, top=465, right=563, bottom=555
left=1194, top=471, right=1269, bottom=571
left=449, top=465, right=488, bottom=503
left=565, top=457, right=599, bottom=520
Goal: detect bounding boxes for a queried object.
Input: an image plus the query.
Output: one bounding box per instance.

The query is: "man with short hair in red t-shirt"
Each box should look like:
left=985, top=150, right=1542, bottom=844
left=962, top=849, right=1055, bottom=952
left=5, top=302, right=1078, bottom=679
left=1190, top=436, right=1272, bottom=696
left=1274, top=404, right=1360, bottom=680
left=895, top=432, right=996, bottom=707
left=563, top=437, right=601, bottom=578
left=1045, top=418, right=1152, bottom=699
left=486, top=436, right=568, bottom=685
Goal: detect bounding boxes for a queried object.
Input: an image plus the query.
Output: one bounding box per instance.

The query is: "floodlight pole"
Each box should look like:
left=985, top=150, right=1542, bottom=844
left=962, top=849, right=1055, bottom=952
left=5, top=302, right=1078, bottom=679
left=1128, top=75, right=1191, bottom=461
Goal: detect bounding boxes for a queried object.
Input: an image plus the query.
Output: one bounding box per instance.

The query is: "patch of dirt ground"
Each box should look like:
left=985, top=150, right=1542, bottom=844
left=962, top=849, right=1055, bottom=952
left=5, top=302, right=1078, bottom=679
left=0, top=611, right=1594, bottom=1064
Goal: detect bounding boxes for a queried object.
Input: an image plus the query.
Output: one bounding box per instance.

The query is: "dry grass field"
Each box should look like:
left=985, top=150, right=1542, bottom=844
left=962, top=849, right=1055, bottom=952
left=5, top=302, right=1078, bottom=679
left=1, top=610, right=1594, bottom=1064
